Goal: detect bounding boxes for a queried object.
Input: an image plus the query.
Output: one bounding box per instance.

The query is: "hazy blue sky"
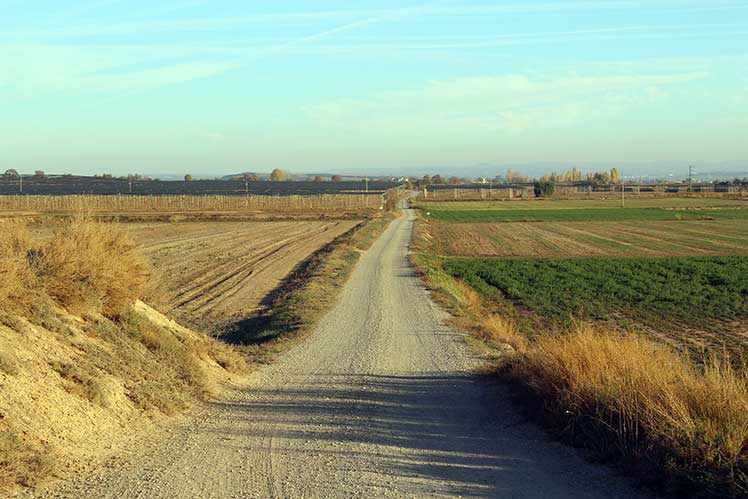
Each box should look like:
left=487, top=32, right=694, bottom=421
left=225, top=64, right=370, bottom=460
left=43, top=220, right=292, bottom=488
left=1, top=1, right=747, bottom=176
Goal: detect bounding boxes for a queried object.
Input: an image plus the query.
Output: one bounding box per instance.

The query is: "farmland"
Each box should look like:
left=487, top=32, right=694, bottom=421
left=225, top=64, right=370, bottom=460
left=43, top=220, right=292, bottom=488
left=130, top=220, right=360, bottom=334
left=442, top=257, right=748, bottom=353
left=415, top=197, right=748, bottom=211
left=0, top=193, right=384, bottom=218
left=0, top=176, right=398, bottom=196
left=430, top=219, right=748, bottom=258
left=413, top=196, right=748, bottom=495
left=416, top=197, right=748, bottom=344
left=424, top=206, right=748, bottom=222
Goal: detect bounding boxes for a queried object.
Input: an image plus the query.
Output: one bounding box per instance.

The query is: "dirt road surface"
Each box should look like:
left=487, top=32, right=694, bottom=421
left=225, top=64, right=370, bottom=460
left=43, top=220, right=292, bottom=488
left=28, top=207, right=648, bottom=499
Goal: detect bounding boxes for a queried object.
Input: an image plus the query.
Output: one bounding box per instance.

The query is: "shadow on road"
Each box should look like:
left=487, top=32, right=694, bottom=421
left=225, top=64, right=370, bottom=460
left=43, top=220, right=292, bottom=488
left=204, top=372, right=535, bottom=497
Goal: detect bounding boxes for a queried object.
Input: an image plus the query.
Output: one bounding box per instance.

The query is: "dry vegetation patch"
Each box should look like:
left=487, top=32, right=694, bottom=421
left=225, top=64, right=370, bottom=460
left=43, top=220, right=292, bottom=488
left=509, top=327, right=748, bottom=497
left=0, top=219, right=247, bottom=491
left=225, top=215, right=397, bottom=362
left=431, top=219, right=748, bottom=258
left=0, top=193, right=383, bottom=215
left=411, top=209, right=748, bottom=497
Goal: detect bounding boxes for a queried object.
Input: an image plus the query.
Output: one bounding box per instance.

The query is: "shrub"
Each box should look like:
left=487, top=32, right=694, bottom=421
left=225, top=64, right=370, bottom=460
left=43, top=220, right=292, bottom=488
left=533, top=180, right=556, bottom=197
left=0, top=222, right=36, bottom=312
left=508, top=326, right=748, bottom=496
left=31, top=217, right=150, bottom=317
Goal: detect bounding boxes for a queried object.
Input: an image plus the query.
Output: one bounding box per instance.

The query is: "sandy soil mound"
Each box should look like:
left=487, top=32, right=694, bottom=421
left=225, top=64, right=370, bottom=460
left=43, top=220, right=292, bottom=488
left=0, top=300, right=246, bottom=491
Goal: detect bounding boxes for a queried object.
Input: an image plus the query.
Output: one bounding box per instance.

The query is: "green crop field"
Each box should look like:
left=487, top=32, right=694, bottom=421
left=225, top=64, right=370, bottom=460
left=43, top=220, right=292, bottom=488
left=416, top=195, right=748, bottom=356
left=443, top=256, right=748, bottom=332
left=425, top=207, right=748, bottom=223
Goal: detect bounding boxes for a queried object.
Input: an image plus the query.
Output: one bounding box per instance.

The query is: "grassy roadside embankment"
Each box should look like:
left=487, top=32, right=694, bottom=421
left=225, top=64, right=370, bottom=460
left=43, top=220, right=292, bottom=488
left=0, top=218, right=248, bottom=491
left=1, top=190, right=401, bottom=492
left=410, top=210, right=748, bottom=498
left=225, top=212, right=399, bottom=363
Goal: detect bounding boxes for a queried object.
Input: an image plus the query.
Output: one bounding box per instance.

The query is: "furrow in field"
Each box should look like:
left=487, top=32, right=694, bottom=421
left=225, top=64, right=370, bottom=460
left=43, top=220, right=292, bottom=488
left=170, top=228, right=313, bottom=306
left=618, top=223, right=734, bottom=255
left=180, top=224, right=346, bottom=315
left=133, top=221, right=358, bottom=331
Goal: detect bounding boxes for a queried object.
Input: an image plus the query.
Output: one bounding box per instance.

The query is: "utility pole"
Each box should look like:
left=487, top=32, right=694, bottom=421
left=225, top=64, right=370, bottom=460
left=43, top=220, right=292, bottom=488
left=245, top=179, right=249, bottom=197
left=19, top=175, right=23, bottom=194
left=621, top=174, right=625, bottom=208
left=365, top=176, right=368, bottom=193
left=688, top=165, right=695, bottom=192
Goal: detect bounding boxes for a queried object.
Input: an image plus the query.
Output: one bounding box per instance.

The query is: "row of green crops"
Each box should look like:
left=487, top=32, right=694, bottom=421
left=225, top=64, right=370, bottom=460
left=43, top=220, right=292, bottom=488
left=426, top=208, right=748, bottom=223
left=443, top=256, right=748, bottom=329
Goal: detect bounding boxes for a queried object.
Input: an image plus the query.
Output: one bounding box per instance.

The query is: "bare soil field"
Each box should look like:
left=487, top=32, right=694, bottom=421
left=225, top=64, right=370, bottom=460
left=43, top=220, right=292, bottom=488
left=129, top=220, right=360, bottom=332
left=416, top=197, right=748, bottom=211
left=430, top=219, right=748, bottom=258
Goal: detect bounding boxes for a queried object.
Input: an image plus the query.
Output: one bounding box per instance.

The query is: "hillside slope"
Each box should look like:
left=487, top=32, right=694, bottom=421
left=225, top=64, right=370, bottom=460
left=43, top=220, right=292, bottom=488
left=0, top=219, right=246, bottom=491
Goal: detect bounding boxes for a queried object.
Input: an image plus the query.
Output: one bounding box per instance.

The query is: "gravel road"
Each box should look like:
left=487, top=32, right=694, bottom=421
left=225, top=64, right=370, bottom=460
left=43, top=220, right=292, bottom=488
left=29, top=205, right=649, bottom=499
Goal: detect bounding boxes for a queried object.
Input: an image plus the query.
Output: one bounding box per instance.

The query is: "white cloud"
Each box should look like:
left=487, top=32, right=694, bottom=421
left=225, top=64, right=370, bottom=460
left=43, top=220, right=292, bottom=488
left=304, top=72, right=708, bottom=133
left=0, top=43, right=237, bottom=96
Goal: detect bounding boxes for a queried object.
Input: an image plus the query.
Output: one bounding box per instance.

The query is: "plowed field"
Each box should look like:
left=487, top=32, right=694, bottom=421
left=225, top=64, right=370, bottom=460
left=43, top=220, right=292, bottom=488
left=129, top=221, right=359, bottom=331
left=431, top=219, right=748, bottom=258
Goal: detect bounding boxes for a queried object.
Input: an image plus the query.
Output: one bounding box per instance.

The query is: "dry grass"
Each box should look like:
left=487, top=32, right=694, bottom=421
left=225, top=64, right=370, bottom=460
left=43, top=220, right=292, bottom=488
left=1, top=217, right=149, bottom=317
left=0, top=222, right=36, bottom=312
left=507, top=326, right=748, bottom=496
left=444, top=280, right=528, bottom=353
left=0, top=194, right=382, bottom=214
left=0, top=433, right=54, bottom=488
left=411, top=213, right=748, bottom=496
left=0, top=218, right=247, bottom=491
left=31, top=217, right=150, bottom=317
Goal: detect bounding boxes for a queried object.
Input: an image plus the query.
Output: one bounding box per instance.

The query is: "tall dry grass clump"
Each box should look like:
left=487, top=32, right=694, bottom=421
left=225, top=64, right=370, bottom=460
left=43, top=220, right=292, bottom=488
left=1, top=217, right=148, bottom=317
left=0, top=222, right=36, bottom=312
left=508, top=326, right=748, bottom=496
left=30, top=217, right=150, bottom=317
left=0, top=219, right=247, bottom=491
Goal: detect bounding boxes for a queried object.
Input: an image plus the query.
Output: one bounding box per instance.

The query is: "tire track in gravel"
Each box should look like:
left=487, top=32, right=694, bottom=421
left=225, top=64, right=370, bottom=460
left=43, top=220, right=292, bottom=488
left=25, top=206, right=650, bottom=499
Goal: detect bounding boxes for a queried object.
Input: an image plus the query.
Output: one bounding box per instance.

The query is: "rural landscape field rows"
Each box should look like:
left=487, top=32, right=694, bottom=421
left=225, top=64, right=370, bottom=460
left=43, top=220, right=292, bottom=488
left=5, top=2, right=748, bottom=497
left=430, top=219, right=748, bottom=258
left=13, top=203, right=648, bottom=499
left=413, top=194, right=748, bottom=497
left=130, top=220, right=359, bottom=332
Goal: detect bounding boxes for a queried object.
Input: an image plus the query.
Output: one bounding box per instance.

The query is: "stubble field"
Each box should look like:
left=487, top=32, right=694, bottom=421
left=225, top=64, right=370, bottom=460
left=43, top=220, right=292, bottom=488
left=129, top=220, right=360, bottom=333
left=430, top=219, right=748, bottom=258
